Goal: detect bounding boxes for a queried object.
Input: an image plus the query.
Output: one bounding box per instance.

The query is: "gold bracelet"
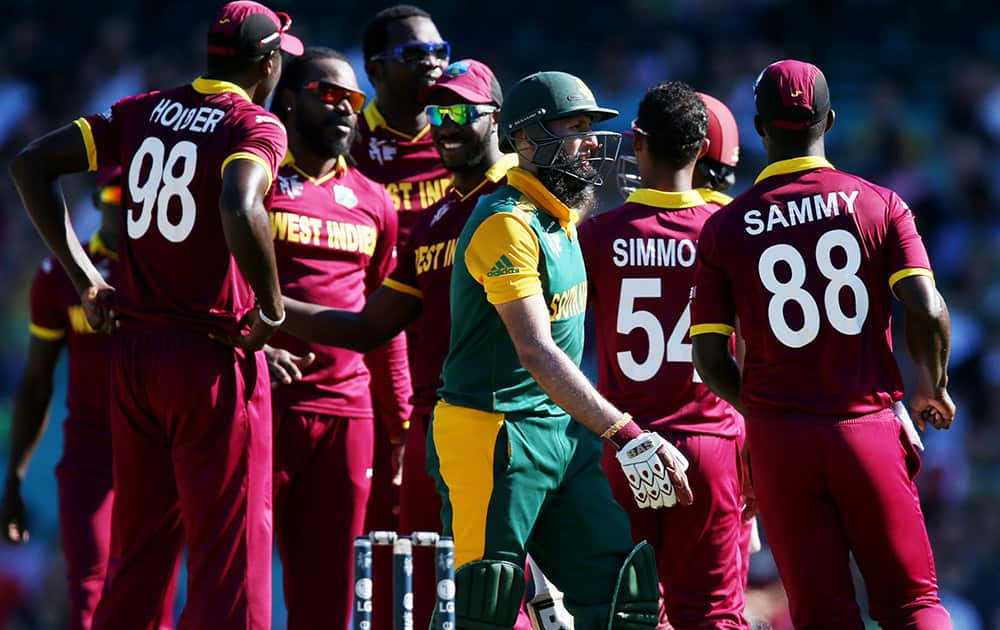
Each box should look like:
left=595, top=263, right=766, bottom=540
left=600, top=413, right=633, bottom=440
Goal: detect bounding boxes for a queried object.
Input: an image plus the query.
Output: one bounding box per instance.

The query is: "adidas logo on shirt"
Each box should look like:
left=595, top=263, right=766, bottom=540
left=487, top=255, right=520, bottom=277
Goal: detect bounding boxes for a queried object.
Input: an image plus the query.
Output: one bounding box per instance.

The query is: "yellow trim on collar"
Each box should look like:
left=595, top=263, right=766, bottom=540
left=284, top=150, right=348, bottom=186
left=755, top=156, right=834, bottom=185
left=456, top=154, right=518, bottom=201
left=626, top=188, right=706, bottom=210
left=192, top=77, right=252, bottom=103
left=363, top=100, right=430, bottom=141
left=696, top=188, right=733, bottom=206
left=89, top=232, right=118, bottom=261
left=506, top=167, right=578, bottom=227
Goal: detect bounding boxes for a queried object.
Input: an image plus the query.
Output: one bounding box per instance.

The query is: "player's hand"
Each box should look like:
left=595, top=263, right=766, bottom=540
left=264, top=345, right=315, bottom=387
left=910, top=379, right=956, bottom=431
left=211, top=308, right=282, bottom=353
left=616, top=432, right=693, bottom=509
left=80, top=283, right=117, bottom=334
left=0, top=478, right=28, bottom=544
left=391, top=439, right=405, bottom=487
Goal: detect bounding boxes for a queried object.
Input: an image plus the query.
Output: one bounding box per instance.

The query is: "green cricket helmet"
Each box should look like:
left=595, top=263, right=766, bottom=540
left=499, top=71, right=622, bottom=185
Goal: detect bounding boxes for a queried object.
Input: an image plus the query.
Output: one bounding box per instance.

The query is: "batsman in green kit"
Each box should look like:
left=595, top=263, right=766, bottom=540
left=427, top=72, right=694, bottom=629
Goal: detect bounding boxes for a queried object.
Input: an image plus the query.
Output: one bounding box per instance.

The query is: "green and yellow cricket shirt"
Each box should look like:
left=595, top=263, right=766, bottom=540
left=438, top=167, right=588, bottom=417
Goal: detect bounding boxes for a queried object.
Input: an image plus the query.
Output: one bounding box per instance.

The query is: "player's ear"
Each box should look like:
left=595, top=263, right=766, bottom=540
left=825, top=109, right=836, bottom=133
left=258, top=50, right=280, bottom=82
left=273, top=87, right=296, bottom=123
left=696, top=137, right=710, bottom=160
left=632, top=131, right=645, bottom=153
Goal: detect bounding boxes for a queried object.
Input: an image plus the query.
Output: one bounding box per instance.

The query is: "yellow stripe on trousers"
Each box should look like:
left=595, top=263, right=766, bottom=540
left=432, top=400, right=505, bottom=569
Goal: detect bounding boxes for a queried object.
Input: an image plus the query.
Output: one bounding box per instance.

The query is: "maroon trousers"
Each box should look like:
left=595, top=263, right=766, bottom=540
left=56, top=421, right=176, bottom=630
left=748, top=408, right=951, bottom=629
left=94, top=330, right=272, bottom=630
left=398, top=413, right=442, bottom=630
left=602, top=433, right=749, bottom=630
left=273, top=410, right=373, bottom=630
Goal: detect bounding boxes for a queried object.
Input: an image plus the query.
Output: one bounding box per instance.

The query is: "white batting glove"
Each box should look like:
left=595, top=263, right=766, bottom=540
left=616, top=432, right=691, bottom=509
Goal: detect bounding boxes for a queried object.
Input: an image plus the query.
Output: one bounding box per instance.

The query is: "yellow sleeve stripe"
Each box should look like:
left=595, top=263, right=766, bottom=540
left=383, top=278, right=423, bottom=299
left=221, top=152, right=274, bottom=192
left=690, top=323, right=735, bottom=337
left=30, top=323, right=66, bottom=341
left=889, top=267, right=933, bottom=289
left=74, top=118, right=98, bottom=172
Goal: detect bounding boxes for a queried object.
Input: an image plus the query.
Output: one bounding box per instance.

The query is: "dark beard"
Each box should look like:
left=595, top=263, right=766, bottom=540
left=536, top=158, right=598, bottom=216
left=443, top=141, right=489, bottom=174
left=297, top=109, right=354, bottom=159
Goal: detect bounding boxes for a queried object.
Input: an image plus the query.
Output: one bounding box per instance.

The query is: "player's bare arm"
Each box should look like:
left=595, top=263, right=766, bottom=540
left=9, top=125, right=115, bottom=333
left=282, top=286, right=420, bottom=353
left=1, top=336, right=63, bottom=543
left=893, top=274, right=955, bottom=430
left=218, top=158, right=284, bottom=351
left=495, top=293, right=693, bottom=506
left=692, top=333, right=745, bottom=415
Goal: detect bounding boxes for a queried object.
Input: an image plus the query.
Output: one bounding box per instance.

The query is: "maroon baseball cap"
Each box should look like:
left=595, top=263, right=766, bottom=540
left=753, top=59, right=830, bottom=130
left=207, top=1, right=303, bottom=59
left=421, top=59, right=503, bottom=106
left=698, top=92, right=739, bottom=167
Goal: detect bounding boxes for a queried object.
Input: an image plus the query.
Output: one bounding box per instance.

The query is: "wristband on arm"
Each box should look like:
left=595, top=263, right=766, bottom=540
left=258, top=307, right=286, bottom=328
left=601, top=414, right=644, bottom=450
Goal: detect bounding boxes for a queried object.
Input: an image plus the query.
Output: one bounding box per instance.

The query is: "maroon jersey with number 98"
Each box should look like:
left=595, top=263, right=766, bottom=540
left=77, top=77, right=287, bottom=336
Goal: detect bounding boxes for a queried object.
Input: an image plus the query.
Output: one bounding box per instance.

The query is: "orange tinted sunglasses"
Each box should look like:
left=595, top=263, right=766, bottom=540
left=303, top=81, right=366, bottom=113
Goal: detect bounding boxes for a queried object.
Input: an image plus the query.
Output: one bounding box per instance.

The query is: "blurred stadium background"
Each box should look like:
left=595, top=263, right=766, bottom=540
left=0, top=0, right=998, bottom=627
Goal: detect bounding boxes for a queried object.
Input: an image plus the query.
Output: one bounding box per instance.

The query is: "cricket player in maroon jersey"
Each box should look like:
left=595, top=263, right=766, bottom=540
left=263, top=47, right=411, bottom=629
left=617, top=91, right=739, bottom=211
left=693, top=92, right=740, bottom=211
left=0, top=170, right=177, bottom=630
left=353, top=8, right=452, bottom=622
left=355, top=5, right=452, bottom=243
left=690, top=59, right=954, bottom=629
left=274, top=59, right=532, bottom=630
left=579, top=82, right=749, bottom=630
left=9, top=3, right=302, bottom=628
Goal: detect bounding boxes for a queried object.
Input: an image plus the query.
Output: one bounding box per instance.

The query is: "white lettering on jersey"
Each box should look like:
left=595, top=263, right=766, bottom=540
left=149, top=98, right=226, bottom=134
left=611, top=238, right=696, bottom=268
left=744, top=190, right=860, bottom=235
